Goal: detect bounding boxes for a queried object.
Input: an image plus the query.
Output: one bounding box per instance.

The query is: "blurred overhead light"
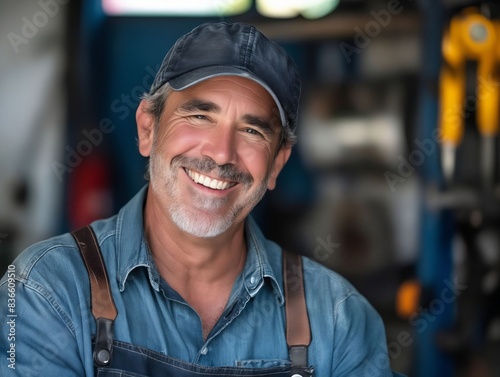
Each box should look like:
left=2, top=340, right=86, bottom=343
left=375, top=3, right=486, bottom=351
left=256, top=0, right=340, bottom=19
left=102, top=0, right=251, bottom=16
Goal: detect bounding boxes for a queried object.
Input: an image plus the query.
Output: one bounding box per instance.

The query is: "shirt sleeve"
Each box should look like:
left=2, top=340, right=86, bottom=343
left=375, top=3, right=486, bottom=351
left=331, top=293, right=393, bottom=377
left=0, top=274, right=87, bottom=377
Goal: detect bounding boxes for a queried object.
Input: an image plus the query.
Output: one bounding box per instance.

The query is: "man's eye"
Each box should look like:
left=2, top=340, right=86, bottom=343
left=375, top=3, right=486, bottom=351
left=245, top=128, right=263, bottom=136
left=192, top=114, right=209, bottom=120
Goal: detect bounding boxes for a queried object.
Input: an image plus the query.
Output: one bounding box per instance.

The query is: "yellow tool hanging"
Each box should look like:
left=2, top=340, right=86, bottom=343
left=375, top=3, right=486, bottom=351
left=439, top=7, right=500, bottom=186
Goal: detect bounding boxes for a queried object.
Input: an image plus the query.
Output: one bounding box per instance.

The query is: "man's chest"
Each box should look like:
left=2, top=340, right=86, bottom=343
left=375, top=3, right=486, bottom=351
left=109, top=277, right=289, bottom=363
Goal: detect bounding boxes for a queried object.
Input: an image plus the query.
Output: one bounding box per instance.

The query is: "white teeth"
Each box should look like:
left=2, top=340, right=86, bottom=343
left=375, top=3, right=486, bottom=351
left=186, top=169, right=234, bottom=190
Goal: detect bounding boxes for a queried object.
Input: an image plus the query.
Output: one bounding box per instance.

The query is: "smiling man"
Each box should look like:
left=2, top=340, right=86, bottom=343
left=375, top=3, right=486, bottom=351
left=139, top=75, right=290, bottom=341
left=0, top=22, right=403, bottom=377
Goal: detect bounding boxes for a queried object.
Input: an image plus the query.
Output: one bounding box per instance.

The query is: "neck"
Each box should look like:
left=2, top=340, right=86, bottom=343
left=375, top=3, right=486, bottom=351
left=143, top=186, right=247, bottom=300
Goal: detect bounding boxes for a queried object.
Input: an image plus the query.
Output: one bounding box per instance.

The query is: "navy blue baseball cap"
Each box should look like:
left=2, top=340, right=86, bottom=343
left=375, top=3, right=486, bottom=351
left=149, top=22, right=301, bottom=131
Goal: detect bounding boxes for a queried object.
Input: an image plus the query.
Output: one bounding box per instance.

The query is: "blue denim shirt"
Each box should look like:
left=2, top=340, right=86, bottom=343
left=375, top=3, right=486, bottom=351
left=1, top=186, right=393, bottom=377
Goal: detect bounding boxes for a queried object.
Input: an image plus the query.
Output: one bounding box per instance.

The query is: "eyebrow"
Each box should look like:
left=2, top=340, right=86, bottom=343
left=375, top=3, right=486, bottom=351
left=178, top=99, right=221, bottom=114
left=242, top=114, right=277, bottom=137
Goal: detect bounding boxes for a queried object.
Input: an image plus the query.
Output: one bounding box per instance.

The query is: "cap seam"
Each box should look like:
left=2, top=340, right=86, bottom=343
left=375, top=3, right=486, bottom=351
left=242, top=25, right=255, bottom=68
left=154, top=27, right=197, bottom=93
left=166, top=32, right=191, bottom=84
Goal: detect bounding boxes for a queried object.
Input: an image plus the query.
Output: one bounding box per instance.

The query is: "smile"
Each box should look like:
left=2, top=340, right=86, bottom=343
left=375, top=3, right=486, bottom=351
left=185, top=168, right=237, bottom=190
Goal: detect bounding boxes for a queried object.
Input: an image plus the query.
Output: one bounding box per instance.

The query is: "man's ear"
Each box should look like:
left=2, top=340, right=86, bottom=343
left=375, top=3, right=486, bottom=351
left=136, top=99, right=155, bottom=157
left=267, top=145, right=292, bottom=190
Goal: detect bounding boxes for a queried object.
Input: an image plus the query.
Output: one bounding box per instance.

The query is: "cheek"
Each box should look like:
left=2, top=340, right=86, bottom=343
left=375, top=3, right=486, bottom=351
left=155, top=125, right=203, bottom=155
left=238, top=144, right=275, bottom=180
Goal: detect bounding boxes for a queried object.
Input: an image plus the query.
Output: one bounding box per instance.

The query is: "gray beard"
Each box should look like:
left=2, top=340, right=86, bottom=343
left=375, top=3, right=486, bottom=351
left=149, top=151, right=269, bottom=238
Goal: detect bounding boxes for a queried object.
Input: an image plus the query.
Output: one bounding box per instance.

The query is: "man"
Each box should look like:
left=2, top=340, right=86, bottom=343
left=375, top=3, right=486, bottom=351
left=0, top=22, right=402, bottom=376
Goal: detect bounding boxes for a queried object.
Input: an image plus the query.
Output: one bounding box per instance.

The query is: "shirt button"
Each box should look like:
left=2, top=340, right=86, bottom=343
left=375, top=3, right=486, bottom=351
left=250, top=276, right=256, bottom=285
left=200, top=346, right=208, bottom=355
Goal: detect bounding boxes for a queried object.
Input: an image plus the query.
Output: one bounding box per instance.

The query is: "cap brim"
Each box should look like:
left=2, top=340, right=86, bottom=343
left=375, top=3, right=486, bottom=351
left=169, top=66, right=287, bottom=128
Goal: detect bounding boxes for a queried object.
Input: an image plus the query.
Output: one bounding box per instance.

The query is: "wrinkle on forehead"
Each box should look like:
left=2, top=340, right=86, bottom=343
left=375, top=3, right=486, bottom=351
left=180, top=76, right=278, bottom=117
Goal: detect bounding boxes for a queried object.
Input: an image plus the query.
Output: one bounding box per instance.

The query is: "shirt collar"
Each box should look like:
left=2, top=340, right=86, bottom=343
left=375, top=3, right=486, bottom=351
left=115, top=185, right=160, bottom=292
left=242, top=216, right=285, bottom=305
left=114, top=185, right=284, bottom=304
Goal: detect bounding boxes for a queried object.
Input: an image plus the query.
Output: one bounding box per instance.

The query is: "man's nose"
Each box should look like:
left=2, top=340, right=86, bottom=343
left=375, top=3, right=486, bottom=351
left=200, top=125, right=237, bottom=166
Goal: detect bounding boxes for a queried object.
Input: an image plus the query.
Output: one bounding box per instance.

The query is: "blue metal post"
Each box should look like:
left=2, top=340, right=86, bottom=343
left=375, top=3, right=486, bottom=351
left=415, top=1, right=455, bottom=376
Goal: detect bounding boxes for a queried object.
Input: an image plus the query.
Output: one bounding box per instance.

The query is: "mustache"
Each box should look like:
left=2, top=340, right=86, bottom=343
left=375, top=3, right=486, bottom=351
left=171, top=155, right=253, bottom=185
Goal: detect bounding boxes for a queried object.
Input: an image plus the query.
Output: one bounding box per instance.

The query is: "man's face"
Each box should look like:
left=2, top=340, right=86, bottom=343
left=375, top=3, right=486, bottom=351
left=138, top=76, right=291, bottom=238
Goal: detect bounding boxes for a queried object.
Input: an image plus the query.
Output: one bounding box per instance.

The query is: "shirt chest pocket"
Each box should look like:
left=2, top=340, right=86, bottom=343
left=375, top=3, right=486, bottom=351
left=235, top=359, right=291, bottom=368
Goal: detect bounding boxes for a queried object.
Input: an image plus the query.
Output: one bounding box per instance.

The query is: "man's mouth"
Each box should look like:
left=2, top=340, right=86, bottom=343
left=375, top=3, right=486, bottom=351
left=185, top=168, right=237, bottom=190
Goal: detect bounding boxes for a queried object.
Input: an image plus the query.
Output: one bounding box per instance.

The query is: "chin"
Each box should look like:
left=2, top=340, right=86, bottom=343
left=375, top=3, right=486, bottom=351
left=170, top=206, right=235, bottom=238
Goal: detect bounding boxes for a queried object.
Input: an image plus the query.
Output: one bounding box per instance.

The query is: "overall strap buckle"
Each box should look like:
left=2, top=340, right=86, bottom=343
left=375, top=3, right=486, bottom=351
left=283, top=251, right=314, bottom=377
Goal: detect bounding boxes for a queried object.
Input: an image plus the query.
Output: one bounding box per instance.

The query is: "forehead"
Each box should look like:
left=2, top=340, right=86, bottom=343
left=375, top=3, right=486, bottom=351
left=172, top=76, right=279, bottom=117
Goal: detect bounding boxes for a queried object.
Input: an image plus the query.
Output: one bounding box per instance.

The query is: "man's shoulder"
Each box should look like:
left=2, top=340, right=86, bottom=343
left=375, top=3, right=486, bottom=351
left=300, top=255, right=362, bottom=304
left=299, top=254, right=384, bottom=332
left=302, top=255, right=355, bottom=289
left=6, top=233, right=80, bottom=282
left=1, top=216, right=118, bottom=288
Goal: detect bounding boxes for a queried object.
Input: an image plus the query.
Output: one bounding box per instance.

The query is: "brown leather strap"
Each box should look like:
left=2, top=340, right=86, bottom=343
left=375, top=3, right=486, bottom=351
left=283, top=250, right=311, bottom=369
left=72, top=225, right=117, bottom=321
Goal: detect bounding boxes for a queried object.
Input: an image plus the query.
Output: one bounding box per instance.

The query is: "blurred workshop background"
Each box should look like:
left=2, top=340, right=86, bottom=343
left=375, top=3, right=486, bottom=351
left=1, top=0, right=500, bottom=375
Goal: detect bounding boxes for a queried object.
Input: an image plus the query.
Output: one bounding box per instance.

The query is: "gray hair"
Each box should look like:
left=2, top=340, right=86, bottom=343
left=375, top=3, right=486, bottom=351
left=140, top=83, right=174, bottom=128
